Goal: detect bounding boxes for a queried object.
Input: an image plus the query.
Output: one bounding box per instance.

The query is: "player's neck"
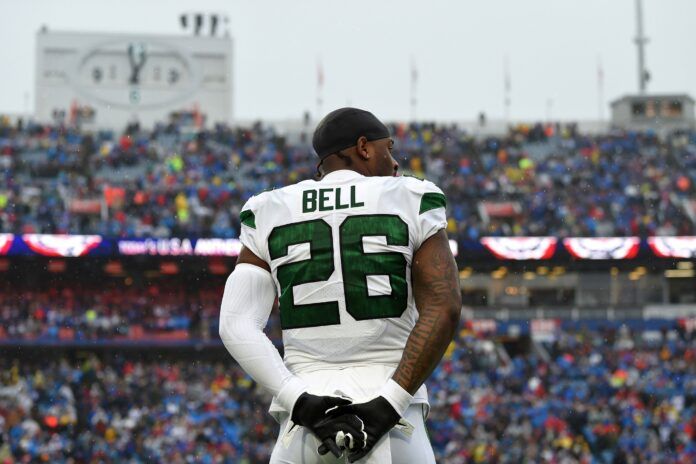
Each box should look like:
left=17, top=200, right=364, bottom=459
left=323, top=158, right=372, bottom=177
left=322, top=166, right=370, bottom=178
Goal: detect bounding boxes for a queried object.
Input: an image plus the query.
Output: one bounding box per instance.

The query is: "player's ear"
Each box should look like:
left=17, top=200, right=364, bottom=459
left=356, top=136, right=370, bottom=160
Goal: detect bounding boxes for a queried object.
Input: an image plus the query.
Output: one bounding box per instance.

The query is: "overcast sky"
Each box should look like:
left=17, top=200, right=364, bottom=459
left=1, top=0, right=694, bottom=122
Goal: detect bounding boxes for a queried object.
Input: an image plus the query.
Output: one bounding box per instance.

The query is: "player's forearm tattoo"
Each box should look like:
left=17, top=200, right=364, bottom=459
left=393, top=312, right=444, bottom=393
left=392, top=233, right=461, bottom=394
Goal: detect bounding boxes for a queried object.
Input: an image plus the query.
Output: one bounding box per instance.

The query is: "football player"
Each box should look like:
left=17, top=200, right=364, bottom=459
left=219, top=108, right=461, bottom=463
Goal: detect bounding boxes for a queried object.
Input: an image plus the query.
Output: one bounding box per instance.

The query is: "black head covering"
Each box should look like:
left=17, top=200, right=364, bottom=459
left=312, top=107, right=390, bottom=160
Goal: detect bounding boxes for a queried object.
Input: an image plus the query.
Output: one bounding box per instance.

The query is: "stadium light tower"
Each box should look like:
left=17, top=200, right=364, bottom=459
left=634, top=0, right=650, bottom=94
left=180, top=12, right=230, bottom=37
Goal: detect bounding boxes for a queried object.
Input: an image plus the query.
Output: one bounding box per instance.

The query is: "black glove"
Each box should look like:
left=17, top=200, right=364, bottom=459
left=314, top=414, right=367, bottom=456
left=291, top=392, right=366, bottom=458
left=322, top=396, right=400, bottom=462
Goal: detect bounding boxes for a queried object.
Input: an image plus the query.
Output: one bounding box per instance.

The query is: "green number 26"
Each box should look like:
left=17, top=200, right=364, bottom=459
left=268, top=215, right=409, bottom=329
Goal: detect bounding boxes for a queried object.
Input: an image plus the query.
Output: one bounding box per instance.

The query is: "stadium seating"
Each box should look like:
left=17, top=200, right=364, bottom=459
left=1, top=326, right=694, bottom=462
left=1, top=118, right=696, bottom=463
left=0, top=284, right=283, bottom=345
left=1, top=119, right=694, bottom=240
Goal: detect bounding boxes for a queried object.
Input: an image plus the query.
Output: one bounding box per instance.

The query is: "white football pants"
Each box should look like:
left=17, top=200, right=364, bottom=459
left=269, top=403, right=435, bottom=464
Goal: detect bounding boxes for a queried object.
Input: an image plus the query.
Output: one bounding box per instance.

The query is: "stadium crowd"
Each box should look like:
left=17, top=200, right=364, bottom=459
left=0, top=284, right=254, bottom=343
left=1, top=325, right=695, bottom=463
left=0, top=116, right=694, bottom=240
left=1, top=116, right=696, bottom=463
left=428, top=325, right=696, bottom=463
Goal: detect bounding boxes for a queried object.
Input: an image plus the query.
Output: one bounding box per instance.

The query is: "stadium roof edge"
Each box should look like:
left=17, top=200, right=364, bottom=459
left=610, top=93, right=695, bottom=106
left=36, top=27, right=231, bottom=42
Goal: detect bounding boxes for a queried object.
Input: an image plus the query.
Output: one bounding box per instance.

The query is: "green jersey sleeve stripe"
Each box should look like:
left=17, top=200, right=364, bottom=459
left=240, top=210, right=256, bottom=229
left=419, top=192, right=446, bottom=214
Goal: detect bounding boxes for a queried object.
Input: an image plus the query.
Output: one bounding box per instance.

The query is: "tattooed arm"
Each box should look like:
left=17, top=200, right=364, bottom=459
left=392, top=229, right=462, bottom=394
left=317, top=230, right=461, bottom=461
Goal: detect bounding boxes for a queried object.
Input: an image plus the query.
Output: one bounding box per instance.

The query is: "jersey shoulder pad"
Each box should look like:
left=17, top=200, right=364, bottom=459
left=239, top=190, right=273, bottom=229
left=397, top=176, right=446, bottom=215
left=401, top=173, right=425, bottom=181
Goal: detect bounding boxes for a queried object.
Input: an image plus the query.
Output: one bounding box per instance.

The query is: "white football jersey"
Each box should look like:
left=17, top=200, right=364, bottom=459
left=239, top=169, right=447, bottom=375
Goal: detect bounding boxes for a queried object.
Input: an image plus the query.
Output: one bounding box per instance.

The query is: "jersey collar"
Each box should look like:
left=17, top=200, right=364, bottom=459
left=320, top=169, right=365, bottom=182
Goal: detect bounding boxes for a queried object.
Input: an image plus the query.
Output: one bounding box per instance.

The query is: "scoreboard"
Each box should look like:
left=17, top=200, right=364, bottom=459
left=35, top=28, right=233, bottom=129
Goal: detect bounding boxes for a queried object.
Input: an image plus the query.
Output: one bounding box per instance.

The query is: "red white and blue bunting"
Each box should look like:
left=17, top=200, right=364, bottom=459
left=22, top=234, right=103, bottom=257
left=481, top=237, right=557, bottom=260
left=0, top=234, right=13, bottom=255
left=0, top=234, right=693, bottom=260
left=647, top=236, right=696, bottom=258
left=564, top=237, right=640, bottom=260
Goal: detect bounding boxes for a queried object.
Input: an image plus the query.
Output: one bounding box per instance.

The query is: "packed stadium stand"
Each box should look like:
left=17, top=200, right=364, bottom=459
left=1, top=326, right=695, bottom=462
left=0, top=283, right=226, bottom=343
left=1, top=117, right=695, bottom=240
left=1, top=116, right=696, bottom=463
